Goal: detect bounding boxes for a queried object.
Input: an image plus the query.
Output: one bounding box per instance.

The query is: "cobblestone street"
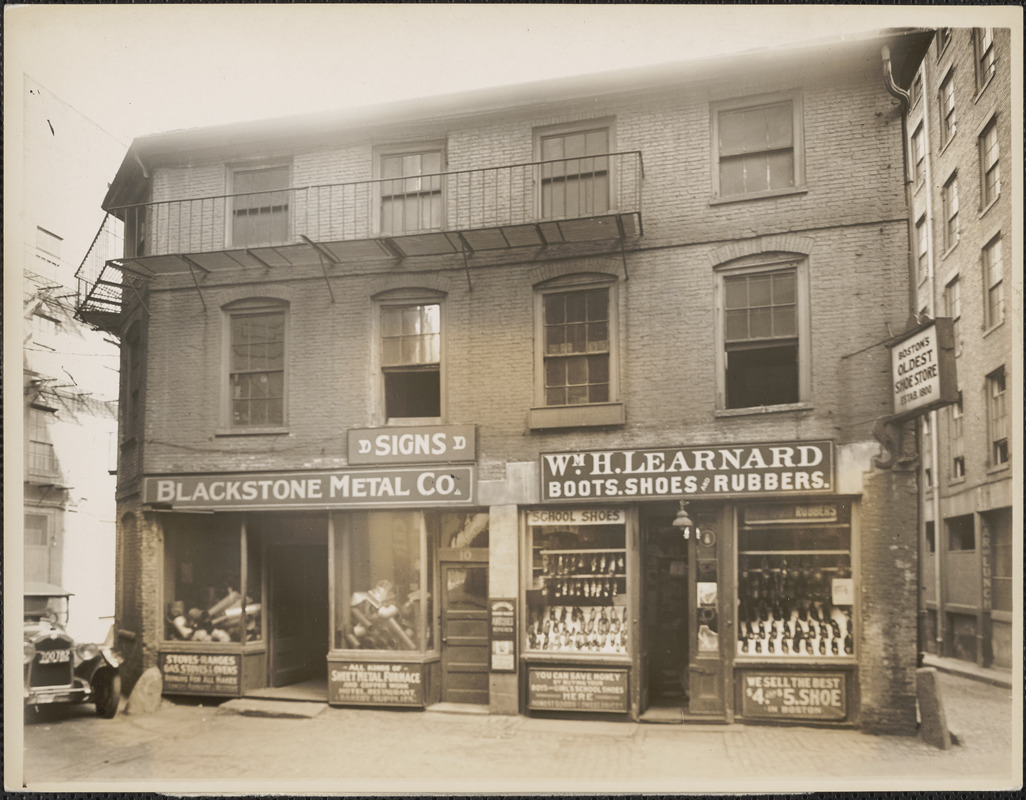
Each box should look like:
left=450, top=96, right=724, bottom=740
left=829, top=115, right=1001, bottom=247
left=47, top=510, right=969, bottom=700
left=18, top=671, right=1019, bottom=794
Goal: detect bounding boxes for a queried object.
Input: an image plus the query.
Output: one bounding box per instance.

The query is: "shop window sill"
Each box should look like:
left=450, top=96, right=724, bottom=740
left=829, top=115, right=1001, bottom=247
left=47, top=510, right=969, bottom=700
left=709, top=186, right=808, bottom=206
left=215, top=427, right=290, bottom=438
left=328, top=650, right=439, bottom=662
left=528, top=402, right=625, bottom=431
left=523, top=651, right=632, bottom=663
left=715, top=402, right=812, bottom=419
left=982, top=319, right=1005, bottom=339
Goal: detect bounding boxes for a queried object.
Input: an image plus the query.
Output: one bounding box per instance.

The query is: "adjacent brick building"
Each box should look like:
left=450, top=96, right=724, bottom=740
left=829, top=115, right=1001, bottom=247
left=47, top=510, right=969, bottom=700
left=78, top=30, right=933, bottom=733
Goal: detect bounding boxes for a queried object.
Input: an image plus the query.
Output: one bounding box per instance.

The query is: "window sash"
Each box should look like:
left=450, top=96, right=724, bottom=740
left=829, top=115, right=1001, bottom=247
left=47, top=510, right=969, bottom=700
left=942, top=178, right=959, bottom=249
left=989, top=370, right=1007, bottom=458
left=977, top=28, right=996, bottom=84
left=944, top=278, right=960, bottom=346
left=542, top=288, right=611, bottom=406
left=539, top=128, right=611, bottom=219
left=916, top=217, right=929, bottom=280
left=724, top=269, right=797, bottom=343
left=913, top=127, right=926, bottom=185
left=939, top=76, right=956, bottom=139
left=984, top=237, right=1004, bottom=326
left=381, top=304, right=441, bottom=367
left=229, top=310, right=286, bottom=427
left=980, top=122, right=1000, bottom=204
left=231, top=166, right=290, bottom=248
left=380, top=151, right=445, bottom=235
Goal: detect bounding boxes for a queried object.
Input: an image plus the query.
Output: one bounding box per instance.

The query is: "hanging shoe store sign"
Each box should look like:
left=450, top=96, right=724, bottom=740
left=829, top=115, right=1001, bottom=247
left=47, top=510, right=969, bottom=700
left=144, top=466, right=474, bottom=510
left=887, top=318, right=958, bottom=419
left=541, top=441, right=833, bottom=501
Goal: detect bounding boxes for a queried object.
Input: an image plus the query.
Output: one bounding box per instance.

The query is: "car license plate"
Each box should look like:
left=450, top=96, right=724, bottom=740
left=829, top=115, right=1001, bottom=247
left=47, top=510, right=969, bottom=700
left=35, top=694, right=56, bottom=704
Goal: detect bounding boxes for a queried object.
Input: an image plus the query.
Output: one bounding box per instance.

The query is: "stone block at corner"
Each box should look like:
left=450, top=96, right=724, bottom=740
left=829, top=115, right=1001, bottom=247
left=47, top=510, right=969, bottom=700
left=125, top=666, right=163, bottom=715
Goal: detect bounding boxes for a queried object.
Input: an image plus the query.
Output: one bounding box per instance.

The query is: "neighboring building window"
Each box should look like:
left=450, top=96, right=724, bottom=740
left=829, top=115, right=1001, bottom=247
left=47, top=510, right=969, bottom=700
left=542, top=287, right=611, bottom=405
left=983, top=234, right=1004, bottom=328
left=379, top=148, right=444, bottom=235
left=943, top=276, right=961, bottom=354
left=910, top=73, right=923, bottom=107
left=231, top=164, right=289, bottom=248
left=941, top=174, right=959, bottom=251
left=36, top=226, right=62, bottom=258
left=975, top=27, right=996, bottom=89
left=986, top=367, right=1008, bottom=466
left=915, top=214, right=929, bottom=282
left=31, top=311, right=61, bottom=338
left=938, top=71, right=956, bottom=142
left=937, top=28, right=952, bottom=54
left=989, top=509, right=1013, bottom=612
left=947, top=515, right=975, bottom=551
left=949, top=392, right=964, bottom=480
left=381, top=302, right=441, bottom=419
left=712, top=94, right=803, bottom=199
left=720, top=262, right=806, bottom=409
left=226, top=301, right=287, bottom=428
left=979, top=117, right=1000, bottom=207
left=925, top=521, right=935, bottom=553
left=538, top=125, right=611, bottom=219
left=27, top=407, right=57, bottom=476
left=912, top=124, right=926, bottom=187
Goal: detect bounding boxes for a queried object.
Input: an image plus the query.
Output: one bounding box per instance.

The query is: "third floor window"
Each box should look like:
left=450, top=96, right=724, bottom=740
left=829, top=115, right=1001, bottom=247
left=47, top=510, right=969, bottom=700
left=538, top=126, right=611, bottom=219
left=379, top=149, right=445, bottom=236
left=713, top=95, right=802, bottom=199
left=231, top=165, right=290, bottom=249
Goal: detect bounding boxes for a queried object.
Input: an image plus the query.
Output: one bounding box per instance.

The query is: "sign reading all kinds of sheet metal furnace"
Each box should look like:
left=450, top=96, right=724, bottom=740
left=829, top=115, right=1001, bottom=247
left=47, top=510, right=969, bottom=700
left=329, top=662, right=425, bottom=707
left=740, top=671, right=847, bottom=720
left=888, top=318, right=957, bottom=418
left=541, top=441, right=833, bottom=501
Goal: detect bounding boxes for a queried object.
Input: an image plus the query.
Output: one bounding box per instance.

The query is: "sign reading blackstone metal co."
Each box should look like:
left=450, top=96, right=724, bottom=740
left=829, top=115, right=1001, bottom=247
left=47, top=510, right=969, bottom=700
left=348, top=425, right=476, bottom=465
left=143, top=467, right=474, bottom=510
left=888, top=318, right=957, bottom=418
left=740, top=671, right=847, bottom=721
left=541, top=441, right=833, bottom=501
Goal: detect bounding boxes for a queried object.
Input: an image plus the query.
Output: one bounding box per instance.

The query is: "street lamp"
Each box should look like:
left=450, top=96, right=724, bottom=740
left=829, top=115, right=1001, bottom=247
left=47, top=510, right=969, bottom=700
left=672, top=500, right=699, bottom=540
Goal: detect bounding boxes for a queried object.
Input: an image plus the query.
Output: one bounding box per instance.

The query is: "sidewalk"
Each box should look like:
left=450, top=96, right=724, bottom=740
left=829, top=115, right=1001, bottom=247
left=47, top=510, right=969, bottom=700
left=923, top=652, right=1014, bottom=688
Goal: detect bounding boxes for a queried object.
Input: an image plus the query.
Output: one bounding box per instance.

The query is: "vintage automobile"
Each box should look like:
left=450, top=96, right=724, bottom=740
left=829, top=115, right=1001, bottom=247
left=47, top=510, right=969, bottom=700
left=23, top=582, right=122, bottom=718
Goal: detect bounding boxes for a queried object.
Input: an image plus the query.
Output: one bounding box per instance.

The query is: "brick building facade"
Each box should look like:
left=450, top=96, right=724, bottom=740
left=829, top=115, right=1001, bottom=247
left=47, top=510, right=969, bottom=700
left=78, top=30, right=932, bottom=733
left=905, top=27, right=1017, bottom=671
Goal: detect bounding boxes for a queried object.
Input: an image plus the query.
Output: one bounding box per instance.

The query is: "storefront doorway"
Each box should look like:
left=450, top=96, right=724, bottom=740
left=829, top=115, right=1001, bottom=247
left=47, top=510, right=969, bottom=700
left=268, top=543, right=329, bottom=687
left=643, top=523, right=690, bottom=711
left=439, top=554, right=489, bottom=705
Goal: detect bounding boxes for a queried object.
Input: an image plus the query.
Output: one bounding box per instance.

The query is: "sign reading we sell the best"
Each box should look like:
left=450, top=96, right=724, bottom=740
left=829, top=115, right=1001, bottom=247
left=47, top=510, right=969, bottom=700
left=741, top=671, right=847, bottom=721
left=889, top=319, right=958, bottom=418
left=348, top=425, right=476, bottom=465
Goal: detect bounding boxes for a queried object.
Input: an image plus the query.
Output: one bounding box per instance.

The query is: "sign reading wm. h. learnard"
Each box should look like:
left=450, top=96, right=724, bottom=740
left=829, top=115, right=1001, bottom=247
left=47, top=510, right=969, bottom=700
left=541, top=441, right=833, bottom=501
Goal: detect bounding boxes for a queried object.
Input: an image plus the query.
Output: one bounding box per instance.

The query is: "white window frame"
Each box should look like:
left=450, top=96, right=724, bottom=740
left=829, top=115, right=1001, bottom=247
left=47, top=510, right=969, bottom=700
left=983, top=234, right=1004, bottom=330
left=710, top=91, right=805, bottom=203
left=938, top=70, right=956, bottom=143
left=372, top=289, right=446, bottom=425
left=373, top=141, right=447, bottom=236
left=221, top=298, right=289, bottom=432
left=974, top=27, right=996, bottom=92
left=533, top=118, right=616, bottom=221
left=949, top=391, right=964, bottom=481
left=529, top=273, right=624, bottom=430
left=226, top=161, right=292, bottom=249
left=714, top=257, right=811, bottom=413
left=986, top=367, right=1008, bottom=467
left=978, top=116, right=1000, bottom=210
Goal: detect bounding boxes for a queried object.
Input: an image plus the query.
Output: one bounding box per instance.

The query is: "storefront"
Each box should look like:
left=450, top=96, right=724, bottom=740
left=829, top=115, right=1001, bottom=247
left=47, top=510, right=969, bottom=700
left=527, top=439, right=860, bottom=725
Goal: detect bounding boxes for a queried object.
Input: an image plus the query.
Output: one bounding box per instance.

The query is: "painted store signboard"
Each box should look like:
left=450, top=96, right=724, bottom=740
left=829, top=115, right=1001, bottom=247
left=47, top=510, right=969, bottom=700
left=348, top=424, right=476, bottom=465
left=143, top=466, right=474, bottom=510
left=159, top=652, right=241, bottom=696
left=887, top=318, right=958, bottom=419
left=740, top=671, right=847, bottom=721
left=527, top=667, right=629, bottom=712
left=328, top=662, right=425, bottom=707
left=541, top=441, right=834, bottom=502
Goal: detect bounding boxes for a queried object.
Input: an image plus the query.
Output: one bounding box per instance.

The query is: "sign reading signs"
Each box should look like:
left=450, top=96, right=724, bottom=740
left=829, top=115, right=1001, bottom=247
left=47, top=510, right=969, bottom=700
left=159, top=652, right=241, bottom=696
left=528, top=667, right=629, bottom=713
left=741, top=671, right=847, bottom=721
left=143, top=467, right=474, bottom=510
left=348, top=425, right=476, bottom=465
left=489, top=598, right=517, bottom=673
left=329, top=661, right=425, bottom=707
left=888, top=319, right=957, bottom=418
left=541, top=441, right=833, bottom=502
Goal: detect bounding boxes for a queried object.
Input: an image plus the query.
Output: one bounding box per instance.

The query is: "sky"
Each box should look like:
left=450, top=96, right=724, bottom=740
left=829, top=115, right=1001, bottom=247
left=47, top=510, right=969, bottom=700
left=3, top=4, right=997, bottom=145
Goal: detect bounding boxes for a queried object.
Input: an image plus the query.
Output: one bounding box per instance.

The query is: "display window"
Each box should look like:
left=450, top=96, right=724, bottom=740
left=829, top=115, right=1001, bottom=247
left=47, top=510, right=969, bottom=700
left=163, top=515, right=262, bottom=644
left=526, top=519, right=629, bottom=655
left=736, top=502, right=853, bottom=659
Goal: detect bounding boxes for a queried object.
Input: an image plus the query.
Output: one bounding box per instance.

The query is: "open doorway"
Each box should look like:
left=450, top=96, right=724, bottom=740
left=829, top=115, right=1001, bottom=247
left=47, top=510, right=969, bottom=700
left=643, top=517, right=690, bottom=713
left=268, top=543, right=329, bottom=689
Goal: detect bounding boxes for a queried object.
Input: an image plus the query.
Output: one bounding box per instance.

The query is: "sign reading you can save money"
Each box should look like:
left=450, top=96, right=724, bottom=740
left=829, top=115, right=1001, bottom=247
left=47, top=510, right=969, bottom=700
left=541, top=441, right=833, bottom=501
left=143, top=467, right=474, bottom=510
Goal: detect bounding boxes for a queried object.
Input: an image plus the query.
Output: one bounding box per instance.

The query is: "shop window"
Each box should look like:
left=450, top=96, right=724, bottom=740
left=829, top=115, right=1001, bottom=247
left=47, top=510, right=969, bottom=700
left=974, top=28, right=996, bottom=91
left=941, top=173, right=959, bottom=252
left=915, top=215, right=929, bottom=283
left=986, top=366, right=1008, bottom=466
left=938, top=71, right=956, bottom=143
left=712, top=92, right=804, bottom=200
left=988, top=509, right=1012, bottom=612
left=230, top=164, right=290, bottom=248
left=943, top=277, right=960, bottom=354
left=225, top=300, right=287, bottom=429
left=719, top=261, right=809, bottom=410
left=380, top=300, right=442, bottom=420
left=537, top=123, right=612, bottom=219
left=335, top=510, right=436, bottom=652
left=979, top=117, right=1000, bottom=208
left=948, top=392, right=964, bottom=480
left=983, top=234, right=1004, bottom=329
left=163, top=517, right=262, bottom=643
left=525, top=521, right=629, bottom=655
left=947, top=515, right=975, bottom=551
left=378, top=146, right=445, bottom=235
left=737, top=503, right=854, bottom=659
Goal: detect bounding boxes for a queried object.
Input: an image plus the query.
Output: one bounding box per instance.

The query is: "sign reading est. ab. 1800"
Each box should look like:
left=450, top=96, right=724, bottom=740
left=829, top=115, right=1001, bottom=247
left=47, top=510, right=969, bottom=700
left=888, top=319, right=958, bottom=419
left=541, top=441, right=833, bottom=501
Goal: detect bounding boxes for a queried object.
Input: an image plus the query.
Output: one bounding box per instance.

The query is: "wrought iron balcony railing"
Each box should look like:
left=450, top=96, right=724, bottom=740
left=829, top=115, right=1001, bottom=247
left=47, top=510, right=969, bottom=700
left=76, top=152, right=643, bottom=330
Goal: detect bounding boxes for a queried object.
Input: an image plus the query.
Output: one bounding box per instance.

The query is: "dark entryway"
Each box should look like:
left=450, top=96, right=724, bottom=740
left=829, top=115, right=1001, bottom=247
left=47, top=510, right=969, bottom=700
left=269, top=544, right=329, bottom=687
left=644, top=527, right=690, bottom=709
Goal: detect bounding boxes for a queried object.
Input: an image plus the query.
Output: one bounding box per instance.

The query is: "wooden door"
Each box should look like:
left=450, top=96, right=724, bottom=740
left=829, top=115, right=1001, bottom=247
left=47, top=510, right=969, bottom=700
left=269, top=545, right=329, bottom=687
left=440, top=562, right=489, bottom=704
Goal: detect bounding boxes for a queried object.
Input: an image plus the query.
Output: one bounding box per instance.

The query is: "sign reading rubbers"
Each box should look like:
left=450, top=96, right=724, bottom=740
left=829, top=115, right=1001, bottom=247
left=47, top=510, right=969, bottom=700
left=541, top=441, right=833, bottom=501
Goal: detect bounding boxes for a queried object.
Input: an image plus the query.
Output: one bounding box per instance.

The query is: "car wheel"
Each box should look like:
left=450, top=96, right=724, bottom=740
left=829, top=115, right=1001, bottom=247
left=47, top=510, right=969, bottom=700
left=93, top=669, right=122, bottom=719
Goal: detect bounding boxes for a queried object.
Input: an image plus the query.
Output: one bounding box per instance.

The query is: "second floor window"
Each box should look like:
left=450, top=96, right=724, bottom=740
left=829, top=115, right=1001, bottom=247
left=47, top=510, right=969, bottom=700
left=987, top=367, right=1007, bottom=466
left=380, top=149, right=444, bottom=235
left=938, top=72, right=956, bottom=142
left=983, top=234, right=1004, bottom=328
left=979, top=117, right=1000, bottom=208
left=714, top=97, right=800, bottom=199
left=722, top=264, right=804, bottom=409
left=381, top=303, right=441, bottom=419
left=231, top=165, right=289, bottom=248
left=539, top=127, right=611, bottom=219
left=542, top=288, right=610, bottom=405
left=227, top=303, right=286, bottom=428
left=942, top=174, right=959, bottom=251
